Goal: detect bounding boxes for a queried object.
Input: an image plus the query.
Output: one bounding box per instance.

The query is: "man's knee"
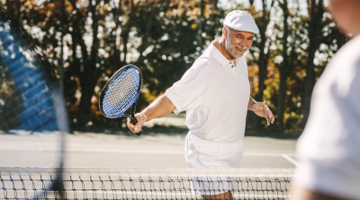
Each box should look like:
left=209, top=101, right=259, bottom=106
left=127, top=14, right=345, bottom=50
left=202, top=191, right=233, bottom=200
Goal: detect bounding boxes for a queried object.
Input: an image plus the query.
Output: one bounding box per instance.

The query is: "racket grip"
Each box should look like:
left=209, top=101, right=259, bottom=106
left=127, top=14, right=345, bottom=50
left=130, top=117, right=143, bottom=136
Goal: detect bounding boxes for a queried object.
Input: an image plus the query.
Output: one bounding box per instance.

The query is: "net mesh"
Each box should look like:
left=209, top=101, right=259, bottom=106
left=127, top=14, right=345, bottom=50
left=102, top=68, right=141, bottom=118
left=0, top=168, right=294, bottom=200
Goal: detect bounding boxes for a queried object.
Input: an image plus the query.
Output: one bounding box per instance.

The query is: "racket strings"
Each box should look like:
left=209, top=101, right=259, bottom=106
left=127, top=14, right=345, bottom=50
left=107, top=74, right=134, bottom=105
left=102, top=68, right=141, bottom=118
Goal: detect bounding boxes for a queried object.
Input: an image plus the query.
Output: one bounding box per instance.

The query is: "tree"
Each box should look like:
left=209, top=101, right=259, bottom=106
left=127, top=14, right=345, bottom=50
left=246, top=0, right=275, bottom=103
left=246, top=0, right=275, bottom=130
left=277, top=0, right=289, bottom=132
left=6, top=0, right=20, bottom=20
left=302, top=0, right=325, bottom=127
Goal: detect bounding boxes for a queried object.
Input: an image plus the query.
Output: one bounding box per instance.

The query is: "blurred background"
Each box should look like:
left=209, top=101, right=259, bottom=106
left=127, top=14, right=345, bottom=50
left=1, top=0, right=346, bottom=135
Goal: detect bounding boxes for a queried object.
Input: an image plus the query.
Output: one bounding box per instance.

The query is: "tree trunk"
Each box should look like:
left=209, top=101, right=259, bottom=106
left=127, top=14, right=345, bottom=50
left=303, top=0, right=324, bottom=128
left=120, top=0, right=136, bottom=63
left=77, top=0, right=101, bottom=126
left=248, top=0, right=274, bottom=130
left=256, top=0, right=274, bottom=102
left=6, top=0, right=20, bottom=20
left=277, top=0, right=289, bottom=132
left=256, top=35, right=268, bottom=102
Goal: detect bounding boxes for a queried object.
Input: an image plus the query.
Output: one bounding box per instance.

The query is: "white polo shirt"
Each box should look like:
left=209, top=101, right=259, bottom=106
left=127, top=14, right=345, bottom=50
left=165, top=41, right=250, bottom=143
left=293, top=34, right=360, bottom=199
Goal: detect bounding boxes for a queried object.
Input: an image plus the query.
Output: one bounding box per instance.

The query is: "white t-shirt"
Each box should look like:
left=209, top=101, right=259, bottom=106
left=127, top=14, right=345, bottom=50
left=294, top=35, right=360, bottom=199
left=165, top=41, right=250, bottom=143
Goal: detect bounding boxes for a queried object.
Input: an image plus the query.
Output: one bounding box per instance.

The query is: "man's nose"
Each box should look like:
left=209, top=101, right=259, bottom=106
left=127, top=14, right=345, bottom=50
left=238, top=39, right=245, bottom=46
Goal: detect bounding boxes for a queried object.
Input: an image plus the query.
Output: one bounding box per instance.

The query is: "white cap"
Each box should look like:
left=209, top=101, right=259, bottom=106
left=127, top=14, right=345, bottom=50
left=223, top=10, right=259, bottom=33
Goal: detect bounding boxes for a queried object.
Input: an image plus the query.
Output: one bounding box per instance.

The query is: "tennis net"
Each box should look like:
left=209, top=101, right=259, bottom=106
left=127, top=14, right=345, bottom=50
left=0, top=167, right=294, bottom=200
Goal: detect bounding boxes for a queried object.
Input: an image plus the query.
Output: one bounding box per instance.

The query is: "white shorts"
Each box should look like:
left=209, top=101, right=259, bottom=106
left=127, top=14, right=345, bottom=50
left=184, top=133, right=244, bottom=195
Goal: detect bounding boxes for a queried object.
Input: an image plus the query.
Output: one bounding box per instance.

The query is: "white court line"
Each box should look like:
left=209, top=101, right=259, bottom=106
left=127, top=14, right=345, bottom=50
left=0, top=147, right=296, bottom=157
left=65, top=149, right=297, bottom=157
left=282, top=154, right=302, bottom=168
left=67, top=149, right=185, bottom=154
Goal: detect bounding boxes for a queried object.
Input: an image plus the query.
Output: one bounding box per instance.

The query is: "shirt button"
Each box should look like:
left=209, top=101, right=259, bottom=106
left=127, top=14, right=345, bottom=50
left=231, top=65, right=234, bottom=68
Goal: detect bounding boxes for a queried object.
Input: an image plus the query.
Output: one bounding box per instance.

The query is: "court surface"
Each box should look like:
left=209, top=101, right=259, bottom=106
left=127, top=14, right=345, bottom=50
left=0, top=115, right=298, bottom=199
left=64, top=115, right=299, bottom=169
left=64, top=133, right=298, bottom=169
left=0, top=114, right=299, bottom=169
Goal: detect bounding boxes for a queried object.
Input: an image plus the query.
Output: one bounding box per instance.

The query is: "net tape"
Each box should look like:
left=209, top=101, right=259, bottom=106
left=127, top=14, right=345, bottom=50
left=102, top=68, right=140, bottom=118
left=0, top=168, right=294, bottom=200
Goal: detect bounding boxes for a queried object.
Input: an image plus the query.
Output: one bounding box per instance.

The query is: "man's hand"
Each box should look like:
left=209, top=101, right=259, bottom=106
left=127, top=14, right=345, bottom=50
left=252, top=101, right=275, bottom=126
left=126, top=95, right=176, bottom=134
left=127, top=113, right=146, bottom=134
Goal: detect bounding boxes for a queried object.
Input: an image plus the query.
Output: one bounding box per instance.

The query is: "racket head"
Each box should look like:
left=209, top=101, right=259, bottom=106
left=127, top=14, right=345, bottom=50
left=0, top=10, right=67, bottom=199
left=99, top=64, right=143, bottom=118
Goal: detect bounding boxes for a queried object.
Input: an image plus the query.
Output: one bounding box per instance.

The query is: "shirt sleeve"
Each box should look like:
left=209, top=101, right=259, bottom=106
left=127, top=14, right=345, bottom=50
left=164, top=67, right=205, bottom=115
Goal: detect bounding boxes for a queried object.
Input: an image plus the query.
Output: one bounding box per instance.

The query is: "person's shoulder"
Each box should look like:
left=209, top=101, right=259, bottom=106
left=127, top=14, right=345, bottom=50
left=313, top=35, right=360, bottom=100
left=331, top=35, right=360, bottom=67
left=318, top=35, right=360, bottom=82
left=190, top=50, right=214, bottom=72
left=180, top=55, right=212, bottom=80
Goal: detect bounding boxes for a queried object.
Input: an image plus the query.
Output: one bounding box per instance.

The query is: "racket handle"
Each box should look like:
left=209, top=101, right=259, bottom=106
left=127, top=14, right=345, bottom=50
left=130, top=117, right=143, bottom=136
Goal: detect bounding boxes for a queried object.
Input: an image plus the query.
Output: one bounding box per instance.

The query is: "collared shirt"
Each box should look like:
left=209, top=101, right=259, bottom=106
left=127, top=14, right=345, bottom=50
left=165, top=41, right=250, bottom=142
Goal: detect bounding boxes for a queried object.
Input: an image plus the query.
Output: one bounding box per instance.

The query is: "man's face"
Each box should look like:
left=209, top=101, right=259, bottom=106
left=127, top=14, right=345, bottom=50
left=224, top=27, right=254, bottom=59
left=326, top=0, right=360, bottom=37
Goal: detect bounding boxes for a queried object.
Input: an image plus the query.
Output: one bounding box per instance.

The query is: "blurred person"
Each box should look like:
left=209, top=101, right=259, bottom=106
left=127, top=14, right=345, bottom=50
left=291, top=1, right=360, bottom=200
left=127, top=10, right=274, bottom=200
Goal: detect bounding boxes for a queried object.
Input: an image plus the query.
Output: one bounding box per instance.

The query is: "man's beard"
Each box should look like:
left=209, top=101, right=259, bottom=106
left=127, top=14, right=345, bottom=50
left=225, top=37, right=248, bottom=59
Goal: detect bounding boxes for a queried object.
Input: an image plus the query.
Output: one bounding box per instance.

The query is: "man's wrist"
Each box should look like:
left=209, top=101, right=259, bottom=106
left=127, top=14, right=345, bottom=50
left=250, top=104, right=255, bottom=112
left=140, top=112, right=148, bottom=121
left=248, top=102, right=256, bottom=111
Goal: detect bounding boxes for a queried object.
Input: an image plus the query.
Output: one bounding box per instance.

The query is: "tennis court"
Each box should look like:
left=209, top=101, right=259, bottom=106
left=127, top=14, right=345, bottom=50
left=0, top=115, right=299, bottom=199
left=57, top=114, right=298, bottom=169
left=0, top=116, right=298, bottom=169
left=64, top=129, right=298, bottom=169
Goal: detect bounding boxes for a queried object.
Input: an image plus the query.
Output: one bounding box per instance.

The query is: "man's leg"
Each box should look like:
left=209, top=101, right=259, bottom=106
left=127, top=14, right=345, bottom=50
left=202, top=191, right=233, bottom=200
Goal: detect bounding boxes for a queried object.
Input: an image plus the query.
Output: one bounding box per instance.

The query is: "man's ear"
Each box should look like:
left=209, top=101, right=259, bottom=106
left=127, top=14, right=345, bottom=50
left=222, top=26, right=227, bottom=39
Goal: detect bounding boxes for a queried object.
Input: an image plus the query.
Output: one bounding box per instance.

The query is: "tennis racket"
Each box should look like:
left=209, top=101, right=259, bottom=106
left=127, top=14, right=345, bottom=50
left=99, top=64, right=143, bottom=135
left=0, top=10, right=67, bottom=199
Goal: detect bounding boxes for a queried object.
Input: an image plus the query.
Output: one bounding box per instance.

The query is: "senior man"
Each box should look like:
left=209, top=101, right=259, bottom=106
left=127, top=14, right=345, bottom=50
left=127, top=10, right=274, bottom=199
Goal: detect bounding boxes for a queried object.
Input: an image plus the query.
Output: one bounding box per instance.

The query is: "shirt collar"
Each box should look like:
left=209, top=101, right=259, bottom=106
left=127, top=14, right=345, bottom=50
left=209, top=41, right=240, bottom=69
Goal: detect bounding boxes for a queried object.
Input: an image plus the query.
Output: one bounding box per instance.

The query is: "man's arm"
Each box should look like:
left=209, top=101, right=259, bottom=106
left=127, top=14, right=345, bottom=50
left=247, top=97, right=257, bottom=111
left=127, top=95, right=176, bottom=134
left=247, top=97, right=275, bottom=126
